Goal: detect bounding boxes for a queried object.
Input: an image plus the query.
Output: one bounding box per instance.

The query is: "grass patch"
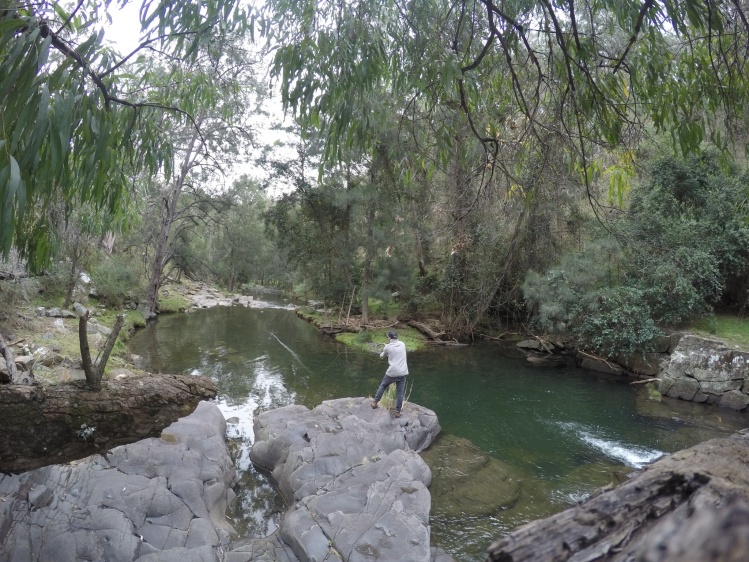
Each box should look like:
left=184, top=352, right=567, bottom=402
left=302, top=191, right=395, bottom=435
left=99, top=309, right=147, bottom=338
left=296, top=307, right=331, bottom=328
left=688, top=314, right=749, bottom=349
left=158, top=292, right=191, bottom=313
left=335, top=326, right=428, bottom=352
left=377, top=379, right=414, bottom=411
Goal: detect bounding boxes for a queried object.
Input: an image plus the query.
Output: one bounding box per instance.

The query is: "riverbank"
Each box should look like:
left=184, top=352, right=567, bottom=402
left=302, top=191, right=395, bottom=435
left=0, top=279, right=278, bottom=386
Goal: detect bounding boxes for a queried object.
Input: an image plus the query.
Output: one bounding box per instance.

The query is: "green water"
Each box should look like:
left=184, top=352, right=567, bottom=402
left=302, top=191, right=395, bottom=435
left=128, top=303, right=749, bottom=562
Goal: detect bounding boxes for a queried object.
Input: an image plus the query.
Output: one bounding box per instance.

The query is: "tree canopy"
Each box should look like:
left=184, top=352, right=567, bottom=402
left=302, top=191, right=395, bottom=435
left=0, top=0, right=254, bottom=269
left=262, top=0, right=749, bottom=189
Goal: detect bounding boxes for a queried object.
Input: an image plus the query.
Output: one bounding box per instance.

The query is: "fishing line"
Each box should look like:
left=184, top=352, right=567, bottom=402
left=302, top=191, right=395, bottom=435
left=268, top=331, right=315, bottom=375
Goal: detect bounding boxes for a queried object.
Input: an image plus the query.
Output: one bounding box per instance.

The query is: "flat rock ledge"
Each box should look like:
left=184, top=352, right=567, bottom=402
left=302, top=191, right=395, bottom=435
left=0, top=398, right=456, bottom=562
left=487, top=428, right=749, bottom=562
left=249, top=397, right=456, bottom=562
left=0, top=401, right=236, bottom=562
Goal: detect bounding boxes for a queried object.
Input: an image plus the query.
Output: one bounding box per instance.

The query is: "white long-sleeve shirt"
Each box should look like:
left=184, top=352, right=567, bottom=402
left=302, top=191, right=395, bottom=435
left=380, top=339, right=409, bottom=376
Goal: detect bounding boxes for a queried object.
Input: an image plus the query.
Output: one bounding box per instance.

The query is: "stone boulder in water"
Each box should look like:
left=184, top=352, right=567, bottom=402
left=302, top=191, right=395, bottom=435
left=0, top=401, right=237, bottom=561
left=421, top=433, right=521, bottom=518
left=0, top=397, right=455, bottom=562
left=250, top=396, right=454, bottom=562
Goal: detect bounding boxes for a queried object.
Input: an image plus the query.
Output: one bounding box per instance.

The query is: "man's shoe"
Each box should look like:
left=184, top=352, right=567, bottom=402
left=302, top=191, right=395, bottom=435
left=371, top=401, right=378, bottom=409
left=394, top=410, right=401, bottom=418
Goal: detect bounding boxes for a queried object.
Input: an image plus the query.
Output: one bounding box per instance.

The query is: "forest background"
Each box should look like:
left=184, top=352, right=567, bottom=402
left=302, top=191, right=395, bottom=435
left=2, top=0, right=749, bottom=360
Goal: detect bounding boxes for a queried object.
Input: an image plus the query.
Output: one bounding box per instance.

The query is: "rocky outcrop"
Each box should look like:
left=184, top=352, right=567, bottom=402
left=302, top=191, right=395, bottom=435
left=516, top=339, right=569, bottom=368
left=0, top=398, right=455, bottom=562
left=659, top=335, right=749, bottom=411
left=184, top=283, right=294, bottom=310
left=487, top=428, right=749, bottom=562
left=0, top=374, right=218, bottom=472
left=0, top=401, right=237, bottom=562
left=517, top=333, right=749, bottom=412
left=250, top=397, right=454, bottom=562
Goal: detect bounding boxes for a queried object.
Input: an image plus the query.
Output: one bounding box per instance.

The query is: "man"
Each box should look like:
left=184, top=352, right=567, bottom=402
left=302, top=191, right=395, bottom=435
left=371, top=330, right=409, bottom=417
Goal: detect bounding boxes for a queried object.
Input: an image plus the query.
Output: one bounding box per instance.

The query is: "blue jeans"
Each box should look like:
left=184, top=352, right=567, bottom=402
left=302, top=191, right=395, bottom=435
left=374, top=375, right=406, bottom=412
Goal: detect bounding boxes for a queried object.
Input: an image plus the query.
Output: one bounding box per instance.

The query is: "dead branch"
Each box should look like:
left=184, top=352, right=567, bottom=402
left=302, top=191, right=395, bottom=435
left=630, top=378, right=661, bottom=385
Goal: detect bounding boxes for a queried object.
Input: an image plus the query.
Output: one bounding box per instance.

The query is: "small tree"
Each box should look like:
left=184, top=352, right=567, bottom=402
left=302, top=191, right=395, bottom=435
left=75, top=304, right=125, bottom=391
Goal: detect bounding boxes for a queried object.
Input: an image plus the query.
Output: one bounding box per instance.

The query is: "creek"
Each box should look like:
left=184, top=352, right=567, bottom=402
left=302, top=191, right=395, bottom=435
left=128, top=299, right=749, bottom=562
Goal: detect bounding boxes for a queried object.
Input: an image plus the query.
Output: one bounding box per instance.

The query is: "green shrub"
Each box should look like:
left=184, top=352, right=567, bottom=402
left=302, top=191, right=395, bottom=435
left=577, top=286, right=662, bottom=355
left=90, top=255, right=143, bottom=307
left=523, top=153, right=749, bottom=356
left=524, top=247, right=663, bottom=355
left=38, top=261, right=71, bottom=301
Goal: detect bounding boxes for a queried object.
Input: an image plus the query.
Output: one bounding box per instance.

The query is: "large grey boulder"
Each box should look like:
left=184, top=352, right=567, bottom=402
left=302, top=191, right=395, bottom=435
left=1, top=398, right=454, bottom=562
left=250, top=397, right=451, bottom=562
left=0, top=401, right=237, bottom=562
left=659, top=335, right=749, bottom=410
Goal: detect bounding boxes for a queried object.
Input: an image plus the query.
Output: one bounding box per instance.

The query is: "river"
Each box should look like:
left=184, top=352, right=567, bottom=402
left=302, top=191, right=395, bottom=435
left=128, top=299, right=749, bottom=561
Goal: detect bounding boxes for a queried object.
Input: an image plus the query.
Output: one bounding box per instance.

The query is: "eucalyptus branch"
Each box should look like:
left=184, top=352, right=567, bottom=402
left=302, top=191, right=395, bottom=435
left=102, top=29, right=207, bottom=77
left=54, top=0, right=85, bottom=35
left=613, top=0, right=655, bottom=75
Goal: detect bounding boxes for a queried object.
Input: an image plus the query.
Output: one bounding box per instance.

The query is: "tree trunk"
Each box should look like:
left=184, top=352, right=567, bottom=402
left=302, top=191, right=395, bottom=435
left=406, top=320, right=445, bottom=341
left=361, top=200, right=377, bottom=325
left=0, top=374, right=217, bottom=473
left=78, top=310, right=126, bottom=391
left=411, top=169, right=430, bottom=278
left=444, top=129, right=472, bottom=335
left=64, top=249, right=79, bottom=309
left=145, top=130, right=200, bottom=317
left=0, top=332, right=22, bottom=384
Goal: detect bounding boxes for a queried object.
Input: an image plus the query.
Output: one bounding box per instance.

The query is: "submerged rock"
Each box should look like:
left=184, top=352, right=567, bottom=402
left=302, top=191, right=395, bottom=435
left=421, top=434, right=521, bottom=517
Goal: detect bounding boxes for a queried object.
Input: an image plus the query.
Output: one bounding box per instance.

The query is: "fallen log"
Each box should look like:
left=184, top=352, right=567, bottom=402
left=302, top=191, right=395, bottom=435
left=0, top=373, right=217, bottom=473
left=407, top=320, right=446, bottom=340
left=487, top=428, right=749, bottom=562
left=427, top=340, right=468, bottom=347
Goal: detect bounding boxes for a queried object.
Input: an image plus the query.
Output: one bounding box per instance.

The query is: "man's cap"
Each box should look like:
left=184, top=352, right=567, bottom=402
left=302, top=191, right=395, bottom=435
left=387, top=330, right=398, bottom=339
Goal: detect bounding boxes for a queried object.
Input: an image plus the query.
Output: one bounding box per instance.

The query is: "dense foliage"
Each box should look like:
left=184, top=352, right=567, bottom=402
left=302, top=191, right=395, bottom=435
left=524, top=154, right=749, bottom=354
left=0, top=0, right=253, bottom=269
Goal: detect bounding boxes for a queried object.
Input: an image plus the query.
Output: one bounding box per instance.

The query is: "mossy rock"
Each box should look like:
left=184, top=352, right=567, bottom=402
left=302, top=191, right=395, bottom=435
left=421, top=434, right=521, bottom=517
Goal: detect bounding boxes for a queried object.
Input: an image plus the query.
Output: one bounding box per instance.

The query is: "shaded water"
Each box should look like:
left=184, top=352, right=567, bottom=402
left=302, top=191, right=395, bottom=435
left=129, top=302, right=749, bottom=561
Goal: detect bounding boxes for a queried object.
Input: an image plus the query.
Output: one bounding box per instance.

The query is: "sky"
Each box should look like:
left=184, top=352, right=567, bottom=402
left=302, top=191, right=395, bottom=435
left=104, top=2, right=141, bottom=54
left=103, top=2, right=298, bottom=195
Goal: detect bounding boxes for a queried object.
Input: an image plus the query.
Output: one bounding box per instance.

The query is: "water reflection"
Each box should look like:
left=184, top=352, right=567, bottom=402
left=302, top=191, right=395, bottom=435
left=129, top=302, right=749, bottom=562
